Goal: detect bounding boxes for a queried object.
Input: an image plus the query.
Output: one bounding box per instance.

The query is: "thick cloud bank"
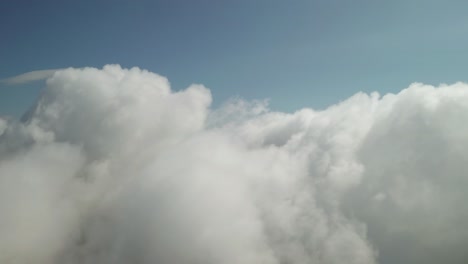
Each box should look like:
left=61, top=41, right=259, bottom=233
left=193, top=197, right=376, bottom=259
left=1, top=65, right=468, bottom=264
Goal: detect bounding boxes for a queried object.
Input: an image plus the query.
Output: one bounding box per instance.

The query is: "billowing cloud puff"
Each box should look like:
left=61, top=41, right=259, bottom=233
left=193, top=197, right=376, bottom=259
left=0, top=65, right=467, bottom=264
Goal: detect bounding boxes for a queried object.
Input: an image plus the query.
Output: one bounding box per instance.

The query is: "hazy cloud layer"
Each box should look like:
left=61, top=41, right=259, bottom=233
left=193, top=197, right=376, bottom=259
left=1, top=65, right=467, bottom=264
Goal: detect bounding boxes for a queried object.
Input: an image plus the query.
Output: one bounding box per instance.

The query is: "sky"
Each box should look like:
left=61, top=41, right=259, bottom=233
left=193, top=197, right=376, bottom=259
left=3, top=2, right=468, bottom=263
left=1, top=0, right=468, bottom=117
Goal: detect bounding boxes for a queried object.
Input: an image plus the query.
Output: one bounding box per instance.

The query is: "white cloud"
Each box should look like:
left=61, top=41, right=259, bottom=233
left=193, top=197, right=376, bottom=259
left=1, top=69, right=63, bottom=85
left=1, top=65, right=468, bottom=263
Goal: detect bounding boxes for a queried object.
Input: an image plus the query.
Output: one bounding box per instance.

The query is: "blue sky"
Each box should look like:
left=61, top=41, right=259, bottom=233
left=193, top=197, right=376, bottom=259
left=1, top=0, right=468, bottom=117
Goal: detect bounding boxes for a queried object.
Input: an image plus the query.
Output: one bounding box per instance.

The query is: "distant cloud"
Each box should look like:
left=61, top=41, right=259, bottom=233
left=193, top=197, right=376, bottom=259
left=1, top=69, right=64, bottom=85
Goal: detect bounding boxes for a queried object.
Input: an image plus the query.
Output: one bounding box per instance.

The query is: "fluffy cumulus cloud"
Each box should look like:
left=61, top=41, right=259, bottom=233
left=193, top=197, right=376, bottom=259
left=1, top=65, right=468, bottom=264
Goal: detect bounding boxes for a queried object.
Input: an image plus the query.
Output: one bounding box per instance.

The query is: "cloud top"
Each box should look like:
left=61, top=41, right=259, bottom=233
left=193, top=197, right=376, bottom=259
left=1, top=65, right=468, bottom=264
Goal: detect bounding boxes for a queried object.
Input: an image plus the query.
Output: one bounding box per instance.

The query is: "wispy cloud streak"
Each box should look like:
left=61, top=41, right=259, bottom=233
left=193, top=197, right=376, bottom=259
left=1, top=69, right=64, bottom=85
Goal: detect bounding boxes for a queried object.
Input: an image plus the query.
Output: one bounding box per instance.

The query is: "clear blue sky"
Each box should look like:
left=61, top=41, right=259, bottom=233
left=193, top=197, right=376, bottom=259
left=2, top=0, right=468, bottom=117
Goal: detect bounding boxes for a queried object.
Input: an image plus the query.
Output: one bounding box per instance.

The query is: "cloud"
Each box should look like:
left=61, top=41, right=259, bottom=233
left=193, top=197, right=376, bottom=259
left=0, top=65, right=468, bottom=263
left=1, top=69, right=63, bottom=85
